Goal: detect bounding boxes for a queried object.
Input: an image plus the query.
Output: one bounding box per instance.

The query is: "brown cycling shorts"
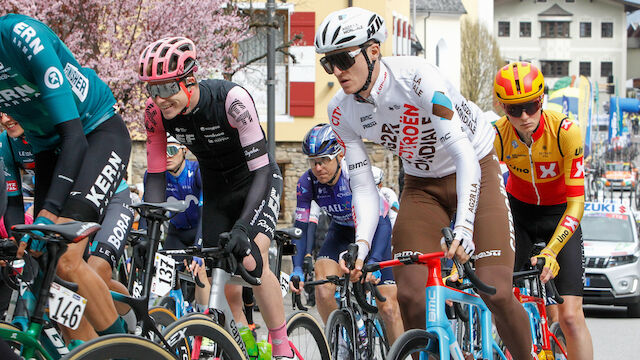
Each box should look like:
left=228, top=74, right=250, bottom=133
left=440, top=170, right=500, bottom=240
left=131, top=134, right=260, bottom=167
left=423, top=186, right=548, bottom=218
left=392, top=149, right=515, bottom=268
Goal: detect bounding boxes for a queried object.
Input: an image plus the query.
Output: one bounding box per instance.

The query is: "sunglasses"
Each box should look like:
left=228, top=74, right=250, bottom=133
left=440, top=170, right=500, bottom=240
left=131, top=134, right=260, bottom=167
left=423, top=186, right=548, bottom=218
left=307, top=152, right=340, bottom=167
left=320, top=46, right=368, bottom=74
left=146, top=81, right=182, bottom=99
left=167, top=144, right=184, bottom=157
left=505, top=99, right=542, bottom=118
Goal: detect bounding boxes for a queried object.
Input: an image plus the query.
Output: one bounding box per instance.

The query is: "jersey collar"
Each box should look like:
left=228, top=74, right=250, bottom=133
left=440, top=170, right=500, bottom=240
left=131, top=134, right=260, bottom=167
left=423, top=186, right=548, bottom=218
left=531, top=112, right=546, bottom=142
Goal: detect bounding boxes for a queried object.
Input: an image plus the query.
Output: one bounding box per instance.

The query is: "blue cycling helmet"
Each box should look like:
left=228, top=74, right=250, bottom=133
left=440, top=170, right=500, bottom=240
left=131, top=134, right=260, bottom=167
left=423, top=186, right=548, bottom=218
left=302, top=124, right=341, bottom=157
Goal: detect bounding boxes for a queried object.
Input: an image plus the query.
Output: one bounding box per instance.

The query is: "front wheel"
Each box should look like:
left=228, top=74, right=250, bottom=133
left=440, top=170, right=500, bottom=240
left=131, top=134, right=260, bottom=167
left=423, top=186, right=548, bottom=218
left=386, top=329, right=439, bottom=360
left=286, top=311, right=331, bottom=360
left=63, top=334, right=174, bottom=360
left=325, top=310, right=355, bottom=360
left=549, top=322, right=567, bottom=360
left=367, top=313, right=389, bottom=360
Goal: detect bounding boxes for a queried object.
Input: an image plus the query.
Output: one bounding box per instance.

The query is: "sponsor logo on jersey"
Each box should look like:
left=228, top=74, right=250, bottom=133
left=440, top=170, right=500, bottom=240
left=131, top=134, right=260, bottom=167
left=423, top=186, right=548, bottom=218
left=454, top=101, right=477, bottom=134
left=473, top=250, right=502, bottom=260
left=412, top=75, right=423, bottom=97
left=85, top=151, right=124, bottom=209
left=348, top=159, right=368, bottom=171
left=571, top=157, right=584, bottom=179
left=535, top=161, right=559, bottom=179
left=106, top=212, right=131, bottom=250
left=560, top=119, right=573, bottom=131
left=511, top=140, right=518, bottom=149
left=7, top=180, right=18, bottom=192
left=561, top=215, right=580, bottom=232
left=331, top=107, right=341, bottom=126
left=44, top=67, right=63, bottom=89
left=63, top=63, right=89, bottom=101
left=12, top=22, right=45, bottom=60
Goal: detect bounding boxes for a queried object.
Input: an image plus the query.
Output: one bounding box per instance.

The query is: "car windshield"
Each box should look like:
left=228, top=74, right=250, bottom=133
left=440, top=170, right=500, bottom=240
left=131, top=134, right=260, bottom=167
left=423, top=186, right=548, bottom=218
left=581, top=214, right=634, bottom=242
left=606, top=163, right=630, bottom=171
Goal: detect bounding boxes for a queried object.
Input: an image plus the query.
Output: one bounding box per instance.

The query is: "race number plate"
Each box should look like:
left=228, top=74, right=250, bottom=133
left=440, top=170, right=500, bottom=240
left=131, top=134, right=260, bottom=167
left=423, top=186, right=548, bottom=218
left=132, top=280, right=143, bottom=298
left=151, top=253, right=175, bottom=296
left=48, top=283, right=87, bottom=330
left=279, top=271, right=290, bottom=298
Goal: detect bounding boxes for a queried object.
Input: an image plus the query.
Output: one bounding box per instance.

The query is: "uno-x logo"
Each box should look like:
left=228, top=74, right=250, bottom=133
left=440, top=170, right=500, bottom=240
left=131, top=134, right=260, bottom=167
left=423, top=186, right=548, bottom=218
left=561, top=119, right=574, bottom=131
left=536, top=162, right=558, bottom=179
left=571, top=157, right=584, bottom=179
left=562, top=215, right=579, bottom=232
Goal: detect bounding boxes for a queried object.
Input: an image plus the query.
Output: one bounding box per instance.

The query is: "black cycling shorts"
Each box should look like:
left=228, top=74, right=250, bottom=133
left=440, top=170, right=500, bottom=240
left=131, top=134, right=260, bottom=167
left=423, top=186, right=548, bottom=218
left=510, top=195, right=585, bottom=296
left=89, top=188, right=134, bottom=269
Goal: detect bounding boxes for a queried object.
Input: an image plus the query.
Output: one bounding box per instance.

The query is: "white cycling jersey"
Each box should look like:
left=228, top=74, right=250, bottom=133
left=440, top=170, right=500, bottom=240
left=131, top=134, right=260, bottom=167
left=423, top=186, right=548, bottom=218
left=328, top=56, right=495, bottom=248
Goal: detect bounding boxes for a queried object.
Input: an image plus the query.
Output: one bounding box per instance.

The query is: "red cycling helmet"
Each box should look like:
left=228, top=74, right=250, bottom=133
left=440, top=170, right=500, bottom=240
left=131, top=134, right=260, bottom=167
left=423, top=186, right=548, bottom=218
left=138, top=37, right=198, bottom=82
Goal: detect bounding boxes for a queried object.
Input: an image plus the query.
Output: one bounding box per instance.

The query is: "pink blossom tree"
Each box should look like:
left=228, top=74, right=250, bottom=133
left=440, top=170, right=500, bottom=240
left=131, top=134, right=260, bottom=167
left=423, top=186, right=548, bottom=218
left=3, top=0, right=249, bottom=137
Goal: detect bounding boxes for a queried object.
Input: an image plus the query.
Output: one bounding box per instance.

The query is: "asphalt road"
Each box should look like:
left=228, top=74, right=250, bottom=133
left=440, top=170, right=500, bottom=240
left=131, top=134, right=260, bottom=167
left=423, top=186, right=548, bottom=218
left=585, top=305, right=640, bottom=359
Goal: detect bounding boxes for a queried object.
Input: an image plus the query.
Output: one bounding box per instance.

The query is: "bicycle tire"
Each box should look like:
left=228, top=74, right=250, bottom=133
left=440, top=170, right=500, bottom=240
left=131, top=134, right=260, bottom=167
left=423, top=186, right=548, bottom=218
left=325, top=309, right=355, bottom=360
left=367, top=313, right=389, bottom=360
left=286, top=311, right=331, bottom=360
left=63, top=334, right=174, bottom=360
left=0, top=321, right=47, bottom=360
left=387, top=329, right=439, bottom=360
left=549, top=322, right=568, bottom=360
left=161, top=316, right=244, bottom=360
left=148, top=306, right=177, bottom=328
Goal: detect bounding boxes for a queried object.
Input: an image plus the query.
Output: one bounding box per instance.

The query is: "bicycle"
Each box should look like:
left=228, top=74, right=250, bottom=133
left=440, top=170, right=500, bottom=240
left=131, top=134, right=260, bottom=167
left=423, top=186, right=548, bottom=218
left=372, top=227, right=506, bottom=360
left=0, top=221, right=173, bottom=360
left=157, top=227, right=331, bottom=359
left=304, top=243, right=389, bottom=360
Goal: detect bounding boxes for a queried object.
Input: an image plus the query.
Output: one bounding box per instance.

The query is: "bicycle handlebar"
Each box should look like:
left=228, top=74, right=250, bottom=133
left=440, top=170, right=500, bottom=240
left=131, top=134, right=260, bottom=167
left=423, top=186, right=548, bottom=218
left=290, top=276, right=308, bottom=311
left=535, top=258, right=564, bottom=305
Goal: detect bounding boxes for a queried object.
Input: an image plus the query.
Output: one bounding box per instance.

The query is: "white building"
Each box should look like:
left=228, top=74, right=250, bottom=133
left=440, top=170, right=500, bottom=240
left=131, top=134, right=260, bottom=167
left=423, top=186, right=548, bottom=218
left=494, top=0, right=640, bottom=91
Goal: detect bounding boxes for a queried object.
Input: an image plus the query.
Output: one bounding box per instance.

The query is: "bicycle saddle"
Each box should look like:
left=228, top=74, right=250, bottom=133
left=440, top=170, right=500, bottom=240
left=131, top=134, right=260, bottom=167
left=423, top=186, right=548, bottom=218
left=12, top=221, right=101, bottom=244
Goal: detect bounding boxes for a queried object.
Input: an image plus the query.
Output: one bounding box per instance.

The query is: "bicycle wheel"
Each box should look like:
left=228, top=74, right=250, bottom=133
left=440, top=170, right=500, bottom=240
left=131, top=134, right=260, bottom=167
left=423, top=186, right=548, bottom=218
left=64, top=334, right=174, bottom=360
left=549, top=322, right=567, bottom=360
left=325, top=310, right=355, bottom=360
left=286, top=311, right=331, bottom=360
left=0, top=321, right=47, bottom=360
left=148, top=306, right=177, bottom=328
left=161, top=316, right=244, bottom=360
left=367, top=313, right=389, bottom=360
left=387, top=329, right=439, bottom=360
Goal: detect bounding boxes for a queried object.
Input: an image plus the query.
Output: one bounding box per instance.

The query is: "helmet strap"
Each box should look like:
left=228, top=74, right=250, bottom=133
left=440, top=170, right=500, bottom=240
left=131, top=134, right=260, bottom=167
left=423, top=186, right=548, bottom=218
left=357, top=47, right=376, bottom=95
left=327, top=158, right=341, bottom=185
left=179, top=81, right=193, bottom=115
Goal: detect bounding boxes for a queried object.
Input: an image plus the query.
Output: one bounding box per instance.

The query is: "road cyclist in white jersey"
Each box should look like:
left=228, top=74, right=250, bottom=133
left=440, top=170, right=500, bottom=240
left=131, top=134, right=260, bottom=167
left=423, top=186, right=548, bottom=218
left=371, top=166, right=399, bottom=228
left=315, top=7, right=536, bottom=359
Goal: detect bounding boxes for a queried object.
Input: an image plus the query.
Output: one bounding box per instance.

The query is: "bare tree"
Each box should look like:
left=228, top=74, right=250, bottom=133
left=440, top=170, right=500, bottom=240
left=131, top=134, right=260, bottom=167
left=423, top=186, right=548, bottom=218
left=460, top=18, right=504, bottom=112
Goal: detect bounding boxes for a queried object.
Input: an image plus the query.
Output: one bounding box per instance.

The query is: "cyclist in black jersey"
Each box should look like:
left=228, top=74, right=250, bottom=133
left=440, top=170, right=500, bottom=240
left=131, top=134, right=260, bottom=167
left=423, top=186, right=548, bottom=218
left=139, top=37, right=292, bottom=358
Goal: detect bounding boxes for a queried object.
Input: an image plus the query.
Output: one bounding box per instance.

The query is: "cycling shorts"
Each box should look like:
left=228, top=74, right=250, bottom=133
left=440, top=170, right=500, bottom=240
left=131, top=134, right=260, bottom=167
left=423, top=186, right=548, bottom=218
left=164, top=223, right=200, bottom=265
left=317, top=216, right=395, bottom=284
left=33, top=114, right=131, bottom=223
left=509, top=195, right=585, bottom=296
left=392, top=149, right=515, bottom=268
left=89, top=188, right=134, bottom=269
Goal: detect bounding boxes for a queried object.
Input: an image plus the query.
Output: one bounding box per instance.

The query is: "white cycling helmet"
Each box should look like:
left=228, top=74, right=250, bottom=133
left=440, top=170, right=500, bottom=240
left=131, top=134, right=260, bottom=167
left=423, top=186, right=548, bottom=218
left=371, top=166, right=383, bottom=185
left=315, top=7, right=386, bottom=54
left=167, top=134, right=180, bottom=144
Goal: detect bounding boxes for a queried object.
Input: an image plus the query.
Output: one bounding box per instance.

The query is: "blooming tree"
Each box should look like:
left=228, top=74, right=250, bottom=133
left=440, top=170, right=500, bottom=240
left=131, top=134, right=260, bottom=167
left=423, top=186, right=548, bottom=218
left=3, top=0, right=249, bottom=137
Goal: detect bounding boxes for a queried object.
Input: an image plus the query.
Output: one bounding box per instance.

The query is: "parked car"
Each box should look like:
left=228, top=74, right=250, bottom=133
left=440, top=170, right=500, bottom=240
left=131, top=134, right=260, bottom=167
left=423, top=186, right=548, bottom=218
left=582, top=201, right=640, bottom=316
left=603, top=161, right=637, bottom=190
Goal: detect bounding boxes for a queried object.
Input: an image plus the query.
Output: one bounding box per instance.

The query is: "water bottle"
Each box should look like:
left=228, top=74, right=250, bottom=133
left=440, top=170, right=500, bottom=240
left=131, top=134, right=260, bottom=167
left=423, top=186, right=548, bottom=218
left=354, top=312, right=368, bottom=358
left=238, top=324, right=258, bottom=359
left=257, top=339, right=272, bottom=360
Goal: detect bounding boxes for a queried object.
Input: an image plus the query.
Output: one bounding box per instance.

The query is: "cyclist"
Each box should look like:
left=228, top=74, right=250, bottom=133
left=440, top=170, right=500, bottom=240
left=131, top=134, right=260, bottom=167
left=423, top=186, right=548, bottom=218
left=290, top=124, right=404, bottom=344
left=371, top=166, right=399, bottom=227
left=139, top=36, right=292, bottom=358
left=0, top=13, right=131, bottom=341
left=493, top=62, right=593, bottom=359
left=316, top=7, right=534, bottom=359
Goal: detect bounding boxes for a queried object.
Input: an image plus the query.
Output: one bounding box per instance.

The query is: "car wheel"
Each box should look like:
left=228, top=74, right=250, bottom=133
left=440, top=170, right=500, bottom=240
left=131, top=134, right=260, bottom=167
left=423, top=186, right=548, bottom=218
left=627, top=302, right=640, bottom=318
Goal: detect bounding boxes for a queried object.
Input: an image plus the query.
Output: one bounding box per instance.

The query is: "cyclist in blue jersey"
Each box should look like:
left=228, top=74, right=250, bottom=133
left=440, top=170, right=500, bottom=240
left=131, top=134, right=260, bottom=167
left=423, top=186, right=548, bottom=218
left=290, top=124, right=404, bottom=344
left=0, top=14, right=131, bottom=342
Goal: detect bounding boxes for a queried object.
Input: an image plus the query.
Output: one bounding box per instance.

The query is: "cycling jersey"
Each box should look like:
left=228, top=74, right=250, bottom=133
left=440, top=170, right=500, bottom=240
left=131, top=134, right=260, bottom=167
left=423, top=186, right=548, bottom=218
left=329, top=56, right=494, bottom=249
left=0, top=132, right=34, bottom=197
left=0, top=14, right=116, bottom=153
left=493, top=109, right=585, bottom=256
left=378, top=186, right=399, bottom=227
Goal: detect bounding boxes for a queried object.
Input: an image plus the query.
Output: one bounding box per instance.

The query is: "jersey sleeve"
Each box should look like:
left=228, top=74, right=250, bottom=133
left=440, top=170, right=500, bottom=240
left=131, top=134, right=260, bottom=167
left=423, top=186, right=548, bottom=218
left=547, top=119, right=585, bottom=256
left=0, top=134, right=22, bottom=197
left=295, top=172, right=314, bottom=224
left=328, top=99, right=380, bottom=261
left=9, top=18, right=80, bottom=125
left=309, top=200, right=321, bottom=224
left=493, top=122, right=505, bottom=161
left=144, top=99, right=168, bottom=173
left=225, top=86, right=269, bottom=171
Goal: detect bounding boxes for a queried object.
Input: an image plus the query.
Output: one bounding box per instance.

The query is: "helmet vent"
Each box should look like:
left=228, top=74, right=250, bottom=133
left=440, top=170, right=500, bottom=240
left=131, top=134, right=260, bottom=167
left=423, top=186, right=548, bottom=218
left=335, top=35, right=355, bottom=45
left=515, top=79, right=521, bottom=94
left=322, top=23, right=329, bottom=45
left=368, top=14, right=376, bottom=26
left=332, top=26, right=341, bottom=43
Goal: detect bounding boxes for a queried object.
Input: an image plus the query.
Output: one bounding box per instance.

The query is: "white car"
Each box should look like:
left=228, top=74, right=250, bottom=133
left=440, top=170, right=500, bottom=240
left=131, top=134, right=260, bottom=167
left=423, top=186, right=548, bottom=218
left=582, top=202, right=640, bottom=317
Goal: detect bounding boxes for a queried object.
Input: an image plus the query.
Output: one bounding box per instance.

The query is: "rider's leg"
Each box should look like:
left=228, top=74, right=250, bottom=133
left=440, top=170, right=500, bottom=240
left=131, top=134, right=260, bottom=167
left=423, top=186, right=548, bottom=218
left=225, top=284, right=248, bottom=326
left=376, top=284, right=403, bottom=345
left=87, top=256, right=130, bottom=314
left=557, top=296, right=593, bottom=360
left=313, top=259, right=340, bottom=323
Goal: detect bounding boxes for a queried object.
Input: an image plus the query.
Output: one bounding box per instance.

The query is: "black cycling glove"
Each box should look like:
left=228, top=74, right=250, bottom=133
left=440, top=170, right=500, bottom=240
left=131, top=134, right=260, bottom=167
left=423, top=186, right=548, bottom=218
left=226, top=220, right=252, bottom=259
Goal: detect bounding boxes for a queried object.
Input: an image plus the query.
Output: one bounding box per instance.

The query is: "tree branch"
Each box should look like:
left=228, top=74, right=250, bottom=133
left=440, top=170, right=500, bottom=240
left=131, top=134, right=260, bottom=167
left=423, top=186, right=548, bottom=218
left=223, top=33, right=303, bottom=78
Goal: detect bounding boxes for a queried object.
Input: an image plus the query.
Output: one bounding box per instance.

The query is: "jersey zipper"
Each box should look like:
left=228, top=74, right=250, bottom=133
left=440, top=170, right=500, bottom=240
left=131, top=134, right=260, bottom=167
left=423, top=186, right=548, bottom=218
left=526, top=143, right=541, bottom=205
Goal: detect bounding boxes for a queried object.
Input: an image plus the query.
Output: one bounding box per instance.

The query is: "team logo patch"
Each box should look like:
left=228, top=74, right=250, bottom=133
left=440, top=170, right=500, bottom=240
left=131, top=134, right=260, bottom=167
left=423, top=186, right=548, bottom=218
left=44, top=67, right=63, bottom=89
left=6, top=181, right=18, bottom=192
left=535, top=161, right=559, bottom=179
left=561, top=119, right=574, bottom=131
left=571, top=157, right=584, bottom=179
left=511, top=140, right=518, bottom=149
left=561, top=215, right=579, bottom=232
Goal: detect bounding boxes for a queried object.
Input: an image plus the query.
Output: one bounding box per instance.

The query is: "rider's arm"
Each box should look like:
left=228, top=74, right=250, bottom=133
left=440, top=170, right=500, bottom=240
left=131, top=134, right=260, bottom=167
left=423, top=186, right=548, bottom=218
left=306, top=201, right=321, bottom=255
left=225, top=86, right=272, bottom=232
left=0, top=136, right=25, bottom=230
left=330, top=104, right=379, bottom=261
left=292, top=173, right=314, bottom=276
left=143, top=100, right=168, bottom=203
left=546, top=119, right=585, bottom=256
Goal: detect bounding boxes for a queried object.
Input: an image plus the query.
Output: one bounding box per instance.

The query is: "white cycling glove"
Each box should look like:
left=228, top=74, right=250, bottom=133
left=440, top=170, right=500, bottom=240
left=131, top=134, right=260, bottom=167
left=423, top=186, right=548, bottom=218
left=441, top=226, right=475, bottom=256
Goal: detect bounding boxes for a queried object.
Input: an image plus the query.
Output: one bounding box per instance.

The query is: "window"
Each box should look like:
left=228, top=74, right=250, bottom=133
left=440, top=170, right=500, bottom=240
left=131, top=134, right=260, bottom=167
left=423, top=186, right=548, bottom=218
left=579, top=62, right=591, bottom=77
left=602, top=22, right=613, bottom=38
left=540, top=61, right=569, bottom=77
left=540, top=21, right=570, bottom=38
left=566, top=0, right=575, bottom=2
left=601, top=61, right=613, bottom=77
left=580, top=22, right=591, bottom=37
left=520, top=22, right=531, bottom=37
left=498, top=21, right=510, bottom=37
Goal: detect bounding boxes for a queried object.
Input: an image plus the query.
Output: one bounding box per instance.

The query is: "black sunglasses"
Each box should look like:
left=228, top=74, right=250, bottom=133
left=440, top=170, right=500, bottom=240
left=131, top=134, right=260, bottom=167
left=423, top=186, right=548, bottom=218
left=146, top=81, right=183, bottom=99
left=505, top=99, right=542, bottom=117
left=320, top=44, right=369, bottom=74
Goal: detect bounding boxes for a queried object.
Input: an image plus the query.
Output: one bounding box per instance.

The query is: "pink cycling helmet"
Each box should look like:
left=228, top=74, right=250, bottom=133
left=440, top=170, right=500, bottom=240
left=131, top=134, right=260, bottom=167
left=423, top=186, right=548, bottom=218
left=138, top=37, right=198, bottom=82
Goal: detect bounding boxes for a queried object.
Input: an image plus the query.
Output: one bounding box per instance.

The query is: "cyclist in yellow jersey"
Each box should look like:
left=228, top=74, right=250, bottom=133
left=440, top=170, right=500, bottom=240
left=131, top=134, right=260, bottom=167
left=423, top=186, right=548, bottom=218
left=493, top=62, right=593, bottom=360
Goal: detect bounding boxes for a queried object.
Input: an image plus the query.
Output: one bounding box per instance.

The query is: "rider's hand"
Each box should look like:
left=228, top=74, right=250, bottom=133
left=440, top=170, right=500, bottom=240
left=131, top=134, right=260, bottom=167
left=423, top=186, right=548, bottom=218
left=441, top=225, right=474, bottom=264
left=289, top=266, right=305, bottom=294
left=17, top=216, right=54, bottom=258
left=365, top=269, right=381, bottom=285
left=187, top=256, right=205, bottom=275
left=339, top=255, right=364, bottom=283
left=303, top=254, right=313, bottom=274
left=531, top=248, right=559, bottom=284
left=226, top=221, right=252, bottom=259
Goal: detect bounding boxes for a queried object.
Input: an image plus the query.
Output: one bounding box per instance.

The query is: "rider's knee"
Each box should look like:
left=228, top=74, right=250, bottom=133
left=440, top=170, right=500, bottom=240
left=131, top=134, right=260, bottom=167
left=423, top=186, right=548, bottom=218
left=56, top=253, right=84, bottom=279
left=396, top=285, right=422, bottom=307
left=378, top=297, right=400, bottom=322
left=88, top=256, right=112, bottom=283
left=558, top=306, right=585, bottom=334
left=316, top=283, right=336, bottom=303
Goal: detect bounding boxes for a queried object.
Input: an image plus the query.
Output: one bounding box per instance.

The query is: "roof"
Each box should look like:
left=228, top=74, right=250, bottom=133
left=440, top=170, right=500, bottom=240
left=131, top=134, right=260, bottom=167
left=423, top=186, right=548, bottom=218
left=411, top=0, right=467, bottom=15
left=538, top=4, right=573, bottom=16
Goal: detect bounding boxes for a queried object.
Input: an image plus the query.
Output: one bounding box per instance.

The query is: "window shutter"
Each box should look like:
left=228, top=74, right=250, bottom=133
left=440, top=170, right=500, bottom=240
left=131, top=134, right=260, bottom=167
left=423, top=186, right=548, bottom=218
left=290, top=12, right=315, bottom=117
